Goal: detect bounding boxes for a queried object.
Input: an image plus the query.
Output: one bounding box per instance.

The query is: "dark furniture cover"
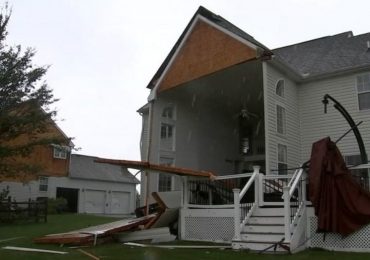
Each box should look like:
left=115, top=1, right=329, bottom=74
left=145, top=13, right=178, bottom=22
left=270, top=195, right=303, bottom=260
left=309, top=137, right=370, bottom=236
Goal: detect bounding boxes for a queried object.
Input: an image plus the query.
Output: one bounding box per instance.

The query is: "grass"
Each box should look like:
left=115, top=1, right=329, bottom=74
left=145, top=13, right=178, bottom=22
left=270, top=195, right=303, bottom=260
left=0, top=214, right=370, bottom=260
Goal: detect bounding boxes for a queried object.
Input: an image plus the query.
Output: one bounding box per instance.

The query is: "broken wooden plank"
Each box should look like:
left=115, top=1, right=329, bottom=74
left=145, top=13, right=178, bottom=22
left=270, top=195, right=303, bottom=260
left=2, top=246, right=68, bottom=254
left=149, top=208, right=178, bottom=229
left=0, top=236, right=25, bottom=243
left=95, top=158, right=216, bottom=178
left=34, top=214, right=157, bottom=245
left=115, top=227, right=176, bottom=243
left=77, top=249, right=100, bottom=260
left=123, top=242, right=232, bottom=249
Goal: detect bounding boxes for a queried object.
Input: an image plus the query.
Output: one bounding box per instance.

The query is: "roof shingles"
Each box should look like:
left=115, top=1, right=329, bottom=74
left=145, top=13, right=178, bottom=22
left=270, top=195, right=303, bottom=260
left=69, top=154, right=139, bottom=184
left=273, top=32, right=370, bottom=78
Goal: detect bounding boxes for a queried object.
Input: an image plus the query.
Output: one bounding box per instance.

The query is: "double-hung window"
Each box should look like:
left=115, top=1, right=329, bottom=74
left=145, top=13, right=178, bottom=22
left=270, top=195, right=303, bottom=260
left=160, top=105, right=175, bottom=151
left=158, top=157, right=174, bottom=192
left=277, top=144, right=288, bottom=175
left=357, top=74, right=370, bottom=110
left=39, top=176, right=48, bottom=192
left=276, top=105, right=286, bottom=135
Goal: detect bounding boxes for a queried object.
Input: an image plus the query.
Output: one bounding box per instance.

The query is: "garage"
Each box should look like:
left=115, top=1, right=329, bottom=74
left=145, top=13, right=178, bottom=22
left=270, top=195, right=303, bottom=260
left=84, top=189, right=106, bottom=214
left=68, top=154, right=139, bottom=215
left=111, top=191, right=130, bottom=214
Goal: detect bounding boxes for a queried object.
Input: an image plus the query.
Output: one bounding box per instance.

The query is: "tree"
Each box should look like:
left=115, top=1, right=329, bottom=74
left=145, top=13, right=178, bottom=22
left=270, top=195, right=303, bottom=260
left=0, top=5, right=62, bottom=179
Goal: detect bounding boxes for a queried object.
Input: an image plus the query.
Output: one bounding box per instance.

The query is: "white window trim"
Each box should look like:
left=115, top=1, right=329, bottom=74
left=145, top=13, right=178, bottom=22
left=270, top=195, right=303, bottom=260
left=275, top=78, right=285, bottom=98
left=276, top=104, right=286, bottom=136
left=356, top=73, right=370, bottom=111
left=53, top=145, right=68, bottom=159
left=159, top=105, right=176, bottom=152
left=277, top=143, right=288, bottom=175
left=157, top=156, right=175, bottom=192
left=39, top=176, right=48, bottom=192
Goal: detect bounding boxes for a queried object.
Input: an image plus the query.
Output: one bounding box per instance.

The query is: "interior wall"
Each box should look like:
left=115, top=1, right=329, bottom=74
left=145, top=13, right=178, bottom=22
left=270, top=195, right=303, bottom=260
left=150, top=60, right=264, bottom=177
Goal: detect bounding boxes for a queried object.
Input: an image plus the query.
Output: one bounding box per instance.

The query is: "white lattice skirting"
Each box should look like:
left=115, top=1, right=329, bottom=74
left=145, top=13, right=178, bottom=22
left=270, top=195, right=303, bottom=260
left=181, top=208, right=234, bottom=242
left=309, top=216, right=370, bottom=252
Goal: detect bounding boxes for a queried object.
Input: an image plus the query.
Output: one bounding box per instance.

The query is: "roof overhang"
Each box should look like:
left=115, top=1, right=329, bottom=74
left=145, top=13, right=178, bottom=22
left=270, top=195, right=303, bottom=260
left=147, top=6, right=271, bottom=101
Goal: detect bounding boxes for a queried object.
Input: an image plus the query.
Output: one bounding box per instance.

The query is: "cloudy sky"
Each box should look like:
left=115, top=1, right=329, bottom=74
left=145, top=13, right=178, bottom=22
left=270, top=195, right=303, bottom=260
left=5, top=0, right=370, bottom=160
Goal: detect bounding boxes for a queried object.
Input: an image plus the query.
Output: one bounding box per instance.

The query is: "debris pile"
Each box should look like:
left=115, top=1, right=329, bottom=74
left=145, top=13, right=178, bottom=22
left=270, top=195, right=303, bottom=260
left=34, top=191, right=180, bottom=246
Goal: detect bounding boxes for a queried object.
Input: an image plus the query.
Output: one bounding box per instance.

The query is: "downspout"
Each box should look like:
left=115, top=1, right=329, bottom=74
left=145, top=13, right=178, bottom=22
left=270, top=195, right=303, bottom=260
left=144, top=100, right=154, bottom=215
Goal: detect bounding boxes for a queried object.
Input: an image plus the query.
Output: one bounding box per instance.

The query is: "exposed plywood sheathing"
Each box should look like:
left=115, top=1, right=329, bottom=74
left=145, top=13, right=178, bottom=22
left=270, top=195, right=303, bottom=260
left=34, top=214, right=156, bottom=245
left=158, top=20, right=257, bottom=92
left=95, top=158, right=216, bottom=179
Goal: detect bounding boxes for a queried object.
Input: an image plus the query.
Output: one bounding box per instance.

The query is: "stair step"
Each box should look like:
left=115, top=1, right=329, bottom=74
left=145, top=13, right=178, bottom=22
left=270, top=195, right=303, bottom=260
left=253, top=207, right=284, bottom=216
left=241, top=232, right=284, bottom=242
left=247, top=216, right=284, bottom=225
left=243, top=224, right=284, bottom=233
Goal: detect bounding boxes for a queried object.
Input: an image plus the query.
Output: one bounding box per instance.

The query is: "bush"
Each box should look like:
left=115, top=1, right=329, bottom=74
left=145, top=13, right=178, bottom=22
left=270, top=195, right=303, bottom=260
left=47, top=197, right=68, bottom=214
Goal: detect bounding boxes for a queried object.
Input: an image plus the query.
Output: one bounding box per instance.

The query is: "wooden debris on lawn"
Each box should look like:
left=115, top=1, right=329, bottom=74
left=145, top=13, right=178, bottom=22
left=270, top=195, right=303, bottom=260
left=123, top=242, right=232, bottom=249
left=77, top=249, right=100, bottom=260
left=0, top=237, right=25, bottom=243
left=2, top=246, right=68, bottom=254
left=115, top=227, right=176, bottom=243
left=34, top=214, right=156, bottom=246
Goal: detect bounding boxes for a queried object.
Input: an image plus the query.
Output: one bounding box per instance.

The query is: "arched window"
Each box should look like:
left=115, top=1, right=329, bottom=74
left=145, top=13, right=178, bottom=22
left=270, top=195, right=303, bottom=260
left=276, top=79, right=285, bottom=97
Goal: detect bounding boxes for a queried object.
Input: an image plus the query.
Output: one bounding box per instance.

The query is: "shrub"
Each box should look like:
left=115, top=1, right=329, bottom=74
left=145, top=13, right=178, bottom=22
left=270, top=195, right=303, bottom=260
left=47, top=197, right=68, bottom=214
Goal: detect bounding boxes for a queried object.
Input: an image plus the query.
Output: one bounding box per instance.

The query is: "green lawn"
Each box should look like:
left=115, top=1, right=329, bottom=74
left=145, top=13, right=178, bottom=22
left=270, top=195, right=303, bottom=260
left=0, top=214, right=370, bottom=260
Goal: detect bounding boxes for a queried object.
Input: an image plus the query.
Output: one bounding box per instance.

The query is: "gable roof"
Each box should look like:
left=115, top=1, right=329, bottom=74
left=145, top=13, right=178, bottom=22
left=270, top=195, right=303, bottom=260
left=69, top=154, right=139, bottom=184
left=146, top=6, right=270, bottom=89
left=273, top=31, right=370, bottom=80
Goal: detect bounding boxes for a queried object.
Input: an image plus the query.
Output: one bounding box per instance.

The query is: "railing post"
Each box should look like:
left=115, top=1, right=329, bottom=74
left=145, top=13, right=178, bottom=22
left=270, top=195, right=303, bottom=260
left=183, top=177, right=188, bottom=210
left=302, top=171, right=307, bottom=206
left=233, top=188, right=241, bottom=242
left=283, top=186, right=291, bottom=243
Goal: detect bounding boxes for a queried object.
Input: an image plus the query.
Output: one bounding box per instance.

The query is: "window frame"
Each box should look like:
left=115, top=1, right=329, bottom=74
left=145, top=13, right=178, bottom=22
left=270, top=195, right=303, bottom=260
left=276, top=104, right=286, bottom=135
left=356, top=73, right=370, bottom=111
left=275, top=79, right=285, bottom=98
left=158, top=157, right=174, bottom=192
left=160, top=105, right=176, bottom=151
left=277, top=144, right=288, bottom=175
left=39, top=176, right=48, bottom=192
left=53, top=145, right=68, bottom=159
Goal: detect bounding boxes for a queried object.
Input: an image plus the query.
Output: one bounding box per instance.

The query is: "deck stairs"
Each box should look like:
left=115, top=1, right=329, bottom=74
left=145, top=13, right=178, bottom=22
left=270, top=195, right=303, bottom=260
left=233, top=206, right=291, bottom=253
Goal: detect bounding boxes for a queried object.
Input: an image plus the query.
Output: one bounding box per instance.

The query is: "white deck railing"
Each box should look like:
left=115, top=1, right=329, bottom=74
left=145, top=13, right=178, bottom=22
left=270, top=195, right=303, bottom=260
left=283, top=166, right=306, bottom=243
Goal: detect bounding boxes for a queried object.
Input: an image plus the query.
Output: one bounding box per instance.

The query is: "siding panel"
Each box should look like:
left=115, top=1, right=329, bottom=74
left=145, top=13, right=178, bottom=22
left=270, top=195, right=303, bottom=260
left=264, top=63, right=301, bottom=174
left=299, top=72, right=370, bottom=161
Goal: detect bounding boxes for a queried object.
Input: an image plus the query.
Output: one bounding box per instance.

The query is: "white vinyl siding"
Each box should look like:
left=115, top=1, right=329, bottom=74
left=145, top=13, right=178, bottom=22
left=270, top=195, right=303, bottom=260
left=263, top=62, right=301, bottom=174
left=299, top=73, right=370, bottom=161
left=140, top=112, right=149, bottom=160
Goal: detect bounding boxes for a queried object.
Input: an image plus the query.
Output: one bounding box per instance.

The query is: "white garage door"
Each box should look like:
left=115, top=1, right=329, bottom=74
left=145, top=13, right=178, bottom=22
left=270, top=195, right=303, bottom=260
left=111, top=191, right=130, bottom=214
left=85, top=189, right=105, bottom=214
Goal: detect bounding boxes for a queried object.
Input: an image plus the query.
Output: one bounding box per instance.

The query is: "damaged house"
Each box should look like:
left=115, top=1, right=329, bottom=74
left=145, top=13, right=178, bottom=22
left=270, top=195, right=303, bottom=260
left=101, top=6, right=370, bottom=253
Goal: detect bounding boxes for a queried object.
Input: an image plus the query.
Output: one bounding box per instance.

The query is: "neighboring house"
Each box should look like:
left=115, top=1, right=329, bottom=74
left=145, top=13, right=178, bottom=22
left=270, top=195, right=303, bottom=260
left=135, top=6, right=370, bottom=252
left=1, top=154, right=139, bottom=215
left=61, top=154, right=139, bottom=215
left=0, top=114, right=139, bottom=215
left=139, top=5, right=370, bottom=204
